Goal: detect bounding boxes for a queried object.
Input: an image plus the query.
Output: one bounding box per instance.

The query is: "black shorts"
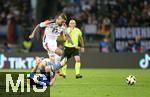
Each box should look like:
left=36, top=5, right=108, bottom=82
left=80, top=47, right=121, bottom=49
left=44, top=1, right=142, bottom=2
left=63, top=46, right=79, bottom=59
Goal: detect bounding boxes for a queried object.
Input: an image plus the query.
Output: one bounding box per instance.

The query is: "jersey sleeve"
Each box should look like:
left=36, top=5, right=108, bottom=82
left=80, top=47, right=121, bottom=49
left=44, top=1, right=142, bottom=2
left=77, top=28, right=82, bottom=36
left=39, top=20, right=52, bottom=27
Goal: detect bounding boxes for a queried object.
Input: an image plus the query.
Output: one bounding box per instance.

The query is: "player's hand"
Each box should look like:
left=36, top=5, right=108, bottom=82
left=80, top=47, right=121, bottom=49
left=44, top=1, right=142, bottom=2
left=80, top=47, right=85, bottom=53
left=74, top=45, right=80, bottom=49
left=29, top=34, right=34, bottom=39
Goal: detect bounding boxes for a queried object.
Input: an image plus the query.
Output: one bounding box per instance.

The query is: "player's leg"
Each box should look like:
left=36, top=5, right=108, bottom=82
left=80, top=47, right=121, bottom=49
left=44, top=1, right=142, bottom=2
left=55, top=44, right=65, bottom=76
left=56, top=56, right=67, bottom=77
left=43, top=41, right=62, bottom=63
left=61, top=65, right=67, bottom=78
left=55, top=47, right=63, bottom=56
left=73, top=48, right=82, bottom=79
left=32, top=57, right=44, bottom=73
left=56, top=69, right=65, bottom=77
left=74, top=55, right=82, bottom=78
left=54, top=50, right=63, bottom=65
left=53, top=45, right=64, bottom=76
left=61, top=47, right=72, bottom=78
left=45, top=66, right=55, bottom=86
left=49, top=57, right=67, bottom=72
left=43, top=42, right=62, bottom=77
left=47, top=43, right=63, bottom=65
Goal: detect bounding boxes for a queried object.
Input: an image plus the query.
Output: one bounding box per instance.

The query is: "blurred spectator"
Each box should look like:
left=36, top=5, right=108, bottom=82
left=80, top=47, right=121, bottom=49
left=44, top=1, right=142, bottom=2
left=140, top=46, right=145, bottom=53
left=3, top=42, right=13, bottom=53
left=134, top=36, right=145, bottom=52
left=7, top=17, right=14, bottom=44
left=108, top=0, right=150, bottom=26
left=124, top=40, right=136, bottom=53
left=117, top=11, right=128, bottom=26
left=21, top=36, right=32, bottom=53
left=0, top=0, right=33, bottom=44
left=81, top=1, right=91, bottom=11
left=99, top=16, right=111, bottom=36
left=0, top=0, right=32, bottom=26
left=57, top=0, right=66, bottom=12
left=99, top=38, right=110, bottom=53
left=62, top=0, right=97, bottom=28
left=124, top=36, right=145, bottom=53
left=0, top=0, right=149, bottom=52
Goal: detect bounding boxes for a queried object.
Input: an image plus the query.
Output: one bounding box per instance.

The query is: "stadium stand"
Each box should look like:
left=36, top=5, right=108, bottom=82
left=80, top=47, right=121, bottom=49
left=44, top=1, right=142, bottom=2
left=0, top=0, right=150, bottom=52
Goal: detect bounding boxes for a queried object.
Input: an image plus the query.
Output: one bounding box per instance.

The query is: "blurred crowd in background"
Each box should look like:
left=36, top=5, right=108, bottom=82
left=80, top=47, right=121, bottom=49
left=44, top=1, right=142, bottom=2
left=0, top=0, right=32, bottom=26
left=0, top=0, right=150, bottom=53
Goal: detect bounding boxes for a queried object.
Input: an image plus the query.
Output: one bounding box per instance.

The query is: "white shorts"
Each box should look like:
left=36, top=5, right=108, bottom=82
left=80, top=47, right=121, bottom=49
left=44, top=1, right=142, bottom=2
left=43, top=40, right=61, bottom=64
left=43, top=41, right=57, bottom=52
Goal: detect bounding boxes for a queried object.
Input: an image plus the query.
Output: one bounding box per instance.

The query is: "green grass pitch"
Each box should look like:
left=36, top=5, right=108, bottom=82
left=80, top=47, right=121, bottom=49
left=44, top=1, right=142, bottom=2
left=0, top=69, right=150, bottom=97
left=51, top=69, right=150, bottom=97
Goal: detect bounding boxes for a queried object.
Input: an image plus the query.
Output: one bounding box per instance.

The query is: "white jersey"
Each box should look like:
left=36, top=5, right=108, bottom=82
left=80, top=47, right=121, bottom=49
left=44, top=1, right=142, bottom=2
left=40, top=20, right=67, bottom=42
left=39, top=20, right=67, bottom=52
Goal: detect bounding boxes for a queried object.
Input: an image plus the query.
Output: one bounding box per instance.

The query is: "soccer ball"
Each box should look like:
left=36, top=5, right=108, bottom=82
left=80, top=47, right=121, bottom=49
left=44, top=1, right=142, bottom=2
left=126, top=75, right=136, bottom=85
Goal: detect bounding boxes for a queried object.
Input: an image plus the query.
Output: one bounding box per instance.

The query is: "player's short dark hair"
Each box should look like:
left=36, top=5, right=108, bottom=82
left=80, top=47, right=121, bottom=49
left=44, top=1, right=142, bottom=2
left=59, top=13, right=67, bottom=20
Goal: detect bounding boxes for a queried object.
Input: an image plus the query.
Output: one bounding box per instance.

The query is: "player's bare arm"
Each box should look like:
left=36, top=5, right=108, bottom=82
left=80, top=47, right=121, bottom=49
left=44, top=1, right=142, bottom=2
left=79, top=35, right=85, bottom=52
left=50, top=75, right=56, bottom=86
left=29, top=24, right=41, bottom=39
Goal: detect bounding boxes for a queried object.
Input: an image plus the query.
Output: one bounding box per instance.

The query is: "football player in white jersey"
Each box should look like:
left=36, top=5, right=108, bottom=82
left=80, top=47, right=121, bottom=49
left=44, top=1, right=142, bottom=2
left=29, top=13, right=73, bottom=64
